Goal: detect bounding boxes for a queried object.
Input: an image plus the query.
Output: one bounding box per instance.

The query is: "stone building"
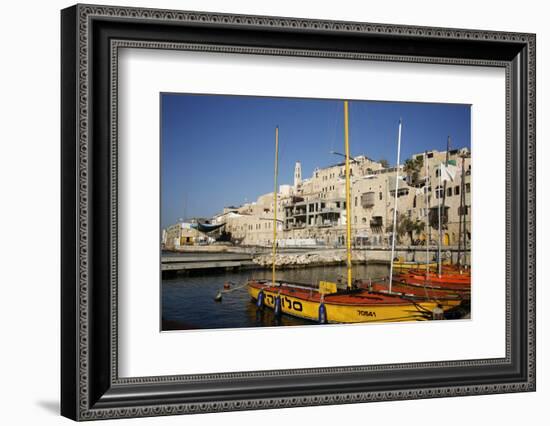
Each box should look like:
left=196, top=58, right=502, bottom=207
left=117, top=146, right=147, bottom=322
left=422, top=148, right=472, bottom=247
left=277, top=149, right=470, bottom=247
left=164, top=223, right=202, bottom=249
left=212, top=192, right=286, bottom=246
left=165, top=148, right=471, bottom=248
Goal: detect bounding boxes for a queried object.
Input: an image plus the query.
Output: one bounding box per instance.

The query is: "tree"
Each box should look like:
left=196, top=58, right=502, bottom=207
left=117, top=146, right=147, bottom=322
left=387, top=214, right=425, bottom=245
left=406, top=218, right=425, bottom=244
left=403, top=156, right=424, bottom=186
left=379, top=158, right=390, bottom=168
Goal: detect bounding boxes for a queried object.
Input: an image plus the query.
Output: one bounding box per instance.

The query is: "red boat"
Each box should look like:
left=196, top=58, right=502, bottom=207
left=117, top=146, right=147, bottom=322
left=408, top=266, right=470, bottom=278
left=397, top=271, right=471, bottom=285
left=393, top=275, right=471, bottom=295
left=363, top=280, right=464, bottom=310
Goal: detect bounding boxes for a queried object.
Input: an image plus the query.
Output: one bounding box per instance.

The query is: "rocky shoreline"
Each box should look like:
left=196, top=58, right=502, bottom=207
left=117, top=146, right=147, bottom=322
left=252, top=250, right=381, bottom=268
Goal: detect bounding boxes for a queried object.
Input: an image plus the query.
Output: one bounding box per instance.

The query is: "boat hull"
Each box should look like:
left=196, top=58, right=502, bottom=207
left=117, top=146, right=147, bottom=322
left=393, top=261, right=438, bottom=271
left=248, top=282, right=437, bottom=323
left=401, top=272, right=471, bottom=284
left=366, top=282, right=463, bottom=310
left=394, top=279, right=471, bottom=298
left=392, top=260, right=453, bottom=272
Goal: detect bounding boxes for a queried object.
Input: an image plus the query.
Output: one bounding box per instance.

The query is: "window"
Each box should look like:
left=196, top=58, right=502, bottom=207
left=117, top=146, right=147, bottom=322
left=379, top=192, right=382, bottom=200
left=435, top=186, right=443, bottom=199
left=466, top=183, right=471, bottom=193
left=447, top=187, right=453, bottom=197
left=454, top=186, right=460, bottom=195
left=458, top=206, right=469, bottom=216
left=413, top=196, right=417, bottom=208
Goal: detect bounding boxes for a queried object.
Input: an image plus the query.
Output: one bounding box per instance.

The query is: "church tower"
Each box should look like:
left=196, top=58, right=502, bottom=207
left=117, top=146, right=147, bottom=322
left=294, top=161, right=302, bottom=188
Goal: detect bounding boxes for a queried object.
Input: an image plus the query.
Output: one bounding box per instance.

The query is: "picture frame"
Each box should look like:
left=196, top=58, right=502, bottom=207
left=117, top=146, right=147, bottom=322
left=61, top=3, right=536, bottom=421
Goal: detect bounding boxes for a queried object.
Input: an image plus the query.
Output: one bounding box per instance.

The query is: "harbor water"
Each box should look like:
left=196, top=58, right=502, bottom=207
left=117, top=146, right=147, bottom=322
left=162, top=264, right=393, bottom=330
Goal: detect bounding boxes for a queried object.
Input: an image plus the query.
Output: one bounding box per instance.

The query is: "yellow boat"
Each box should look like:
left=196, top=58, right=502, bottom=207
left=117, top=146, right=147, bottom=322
left=392, top=259, right=451, bottom=272
left=248, top=280, right=437, bottom=323
left=392, top=261, right=438, bottom=271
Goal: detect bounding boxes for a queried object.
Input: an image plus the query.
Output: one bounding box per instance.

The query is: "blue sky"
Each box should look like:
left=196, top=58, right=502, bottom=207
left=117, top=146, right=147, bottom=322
left=161, top=94, right=470, bottom=228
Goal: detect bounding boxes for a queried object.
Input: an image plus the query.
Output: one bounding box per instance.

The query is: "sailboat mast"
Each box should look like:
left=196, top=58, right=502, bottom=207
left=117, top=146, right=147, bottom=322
left=441, top=137, right=450, bottom=241
left=438, top=163, right=442, bottom=276
left=272, top=126, right=279, bottom=287
left=344, top=101, right=353, bottom=290
left=457, top=154, right=464, bottom=269
left=425, top=151, right=429, bottom=280
left=461, top=153, right=467, bottom=268
left=388, top=119, right=402, bottom=294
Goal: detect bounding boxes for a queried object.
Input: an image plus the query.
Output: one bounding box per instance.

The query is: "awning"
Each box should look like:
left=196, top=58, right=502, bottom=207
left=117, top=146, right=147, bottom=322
left=191, top=222, right=226, bottom=233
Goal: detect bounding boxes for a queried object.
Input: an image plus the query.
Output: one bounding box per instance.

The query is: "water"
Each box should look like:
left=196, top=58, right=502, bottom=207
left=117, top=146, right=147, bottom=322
left=162, top=264, right=389, bottom=331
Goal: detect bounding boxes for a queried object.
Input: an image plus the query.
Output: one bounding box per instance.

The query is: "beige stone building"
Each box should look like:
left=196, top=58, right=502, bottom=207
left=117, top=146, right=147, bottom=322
left=258, top=148, right=469, bottom=248
left=165, top=148, right=471, bottom=249
left=212, top=193, right=287, bottom=246
left=164, top=223, right=202, bottom=249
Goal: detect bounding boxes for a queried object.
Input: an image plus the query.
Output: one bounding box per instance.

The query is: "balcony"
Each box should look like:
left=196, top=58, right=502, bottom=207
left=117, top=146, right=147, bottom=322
left=370, top=216, right=383, bottom=228
left=361, top=192, right=375, bottom=208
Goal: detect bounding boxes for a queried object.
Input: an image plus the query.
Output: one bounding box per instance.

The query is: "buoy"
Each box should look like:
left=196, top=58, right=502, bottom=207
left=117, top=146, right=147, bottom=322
left=256, top=290, right=265, bottom=308
left=274, top=294, right=282, bottom=317
left=432, top=304, right=444, bottom=320
left=318, top=301, right=327, bottom=324
left=214, top=291, right=222, bottom=302
left=223, top=282, right=231, bottom=290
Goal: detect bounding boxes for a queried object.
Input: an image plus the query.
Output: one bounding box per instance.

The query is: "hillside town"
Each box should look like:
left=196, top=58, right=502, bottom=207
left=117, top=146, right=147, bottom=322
left=162, top=147, right=471, bottom=252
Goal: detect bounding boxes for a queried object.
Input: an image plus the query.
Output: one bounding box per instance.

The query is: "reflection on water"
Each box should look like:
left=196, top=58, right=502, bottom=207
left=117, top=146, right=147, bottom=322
left=162, top=264, right=388, bottom=331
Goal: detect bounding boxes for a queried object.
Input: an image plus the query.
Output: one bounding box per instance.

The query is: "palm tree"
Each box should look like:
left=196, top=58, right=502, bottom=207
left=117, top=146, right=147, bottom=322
left=389, top=215, right=425, bottom=245
left=403, top=156, right=424, bottom=186
left=408, top=219, right=425, bottom=244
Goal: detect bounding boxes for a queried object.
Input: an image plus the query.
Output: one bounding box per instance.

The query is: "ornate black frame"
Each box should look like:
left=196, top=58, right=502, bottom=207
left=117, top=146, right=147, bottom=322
left=61, top=4, right=536, bottom=421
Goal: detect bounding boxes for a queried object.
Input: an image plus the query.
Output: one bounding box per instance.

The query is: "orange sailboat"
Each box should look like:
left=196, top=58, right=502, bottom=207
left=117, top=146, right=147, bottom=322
left=366, top=280, right=464, bottom=309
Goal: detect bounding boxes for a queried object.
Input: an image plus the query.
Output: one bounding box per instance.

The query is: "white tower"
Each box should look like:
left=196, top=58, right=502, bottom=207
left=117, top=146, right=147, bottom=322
left=294, top=161, right=302, bottom=188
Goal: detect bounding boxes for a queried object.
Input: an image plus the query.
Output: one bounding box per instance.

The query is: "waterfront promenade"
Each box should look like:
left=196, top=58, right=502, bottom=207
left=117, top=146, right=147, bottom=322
left=161, top=245, right=470, bottom=275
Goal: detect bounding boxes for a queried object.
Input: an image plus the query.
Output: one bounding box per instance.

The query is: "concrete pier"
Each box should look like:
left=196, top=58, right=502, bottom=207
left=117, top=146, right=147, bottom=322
left=162, top=245, right=470, bottom=275
left=162, top=253, right=255, bottom=273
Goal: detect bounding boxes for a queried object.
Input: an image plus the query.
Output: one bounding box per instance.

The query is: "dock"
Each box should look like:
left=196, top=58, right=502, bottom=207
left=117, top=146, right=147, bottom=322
left=161, top=246, right=470, bottom=276
left=162, top=253, right=256, bottom=274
